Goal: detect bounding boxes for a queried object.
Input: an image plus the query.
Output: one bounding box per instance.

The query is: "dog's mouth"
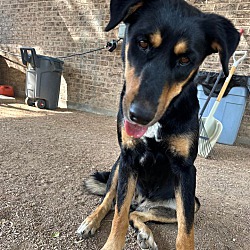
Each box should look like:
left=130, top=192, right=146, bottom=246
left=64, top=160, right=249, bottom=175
left=124, top=119, right=148, bottom=138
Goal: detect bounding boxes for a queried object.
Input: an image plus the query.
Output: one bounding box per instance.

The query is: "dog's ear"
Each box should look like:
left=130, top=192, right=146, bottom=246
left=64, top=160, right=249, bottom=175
left=105, top=0, right=143, bottom=31
left=202, top=14, right=240, bottom=76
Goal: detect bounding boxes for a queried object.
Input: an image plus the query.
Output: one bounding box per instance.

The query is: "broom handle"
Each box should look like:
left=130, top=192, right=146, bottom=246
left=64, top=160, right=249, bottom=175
left=199, top=70, right=223, bottom=119
left=206, top=67, right=235, bottom=119
left=216, top=51, right=247, bottom=102
left=204, top=70, right=233, bottom=121
left=207, top=67, right=235, bottom=120
left=207, top=100, right=220, bottom=119
left=208, top=50, right=247, bottom=119
left=216, top=66, right=236, bottom=101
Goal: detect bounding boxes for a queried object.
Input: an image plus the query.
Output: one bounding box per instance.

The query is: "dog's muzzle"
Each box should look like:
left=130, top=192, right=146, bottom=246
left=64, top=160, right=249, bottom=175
left=123, top=101, right=157, bottom=138
left=129, top=102, right=155, bottom=126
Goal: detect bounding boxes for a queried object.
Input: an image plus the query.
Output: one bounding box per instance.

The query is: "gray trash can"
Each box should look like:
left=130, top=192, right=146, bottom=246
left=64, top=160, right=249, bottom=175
left=20, top=48, right=64, bottom=109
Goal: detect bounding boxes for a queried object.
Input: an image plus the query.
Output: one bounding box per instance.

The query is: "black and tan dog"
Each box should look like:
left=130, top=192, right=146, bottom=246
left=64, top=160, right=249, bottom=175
left=76, top=0, right=240, bottom=249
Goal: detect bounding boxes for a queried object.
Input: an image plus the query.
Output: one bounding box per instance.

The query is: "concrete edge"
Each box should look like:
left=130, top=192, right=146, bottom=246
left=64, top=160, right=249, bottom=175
left=67, top=101, right=117, bottom=117
left=0, top=95, right=16, bottom=104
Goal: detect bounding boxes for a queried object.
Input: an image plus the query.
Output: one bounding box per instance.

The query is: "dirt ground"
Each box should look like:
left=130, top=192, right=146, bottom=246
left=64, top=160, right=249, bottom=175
left=0, top=102, right=249, bottom=250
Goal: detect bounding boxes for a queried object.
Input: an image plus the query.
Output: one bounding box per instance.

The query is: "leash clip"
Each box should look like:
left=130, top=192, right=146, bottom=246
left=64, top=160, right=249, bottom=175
left=106, top=40, right=117, bottom=52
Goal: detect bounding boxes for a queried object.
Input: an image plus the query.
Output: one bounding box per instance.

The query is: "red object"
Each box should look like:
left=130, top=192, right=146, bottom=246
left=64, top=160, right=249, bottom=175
left=0, top=85, right=15, bottom=97
left=240, top=28, right=244, bottom=35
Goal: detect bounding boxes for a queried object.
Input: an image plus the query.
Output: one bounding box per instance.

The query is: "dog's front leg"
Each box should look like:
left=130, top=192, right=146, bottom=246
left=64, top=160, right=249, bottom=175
left=102, top=159, right=137, bottom=250
left=174, top=165, right=196, bottom=250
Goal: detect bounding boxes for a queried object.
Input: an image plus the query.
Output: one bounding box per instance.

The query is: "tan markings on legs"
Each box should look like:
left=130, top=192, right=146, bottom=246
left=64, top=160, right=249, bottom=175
left=168, top=133, right=194, bottom=158
left=83, top=166, right=119, bottom=232
left=150, top=30, right=162, bottom=48
left=101, top=176, right=137, bottom=250
left=175, top=187, right=194, bottom=250
left=130, top=210, right=177, bottom=226
left=174, top=40, right=188, bottom=55
left=130, top=210, right=177, bottom=249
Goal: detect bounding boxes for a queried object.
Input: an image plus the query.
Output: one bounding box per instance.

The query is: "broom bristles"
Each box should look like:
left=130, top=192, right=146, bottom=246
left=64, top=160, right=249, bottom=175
left=198, top=119, right=213, bottom=158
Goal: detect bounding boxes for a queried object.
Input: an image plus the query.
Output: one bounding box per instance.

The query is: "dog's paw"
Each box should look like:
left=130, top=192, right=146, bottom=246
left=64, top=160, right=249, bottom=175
left=137, top=229, right=158, bottom=250
left=76, top=216, right=100, bottom=238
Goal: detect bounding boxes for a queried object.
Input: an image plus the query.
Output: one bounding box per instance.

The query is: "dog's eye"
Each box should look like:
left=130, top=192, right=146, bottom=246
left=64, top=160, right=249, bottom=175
left=179, top=56, right=190, bottom=66
left=138, top=40, right=149, bottom=50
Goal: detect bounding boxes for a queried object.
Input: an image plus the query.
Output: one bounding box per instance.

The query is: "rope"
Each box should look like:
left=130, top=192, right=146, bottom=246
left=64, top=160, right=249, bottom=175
left=0, top=38, right=122, bottom=61
left=57, top=46, right=106, bottom=59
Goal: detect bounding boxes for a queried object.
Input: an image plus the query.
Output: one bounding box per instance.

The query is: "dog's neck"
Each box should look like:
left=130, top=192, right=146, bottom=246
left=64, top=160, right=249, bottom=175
left=142, top=122, right=162, bottom=142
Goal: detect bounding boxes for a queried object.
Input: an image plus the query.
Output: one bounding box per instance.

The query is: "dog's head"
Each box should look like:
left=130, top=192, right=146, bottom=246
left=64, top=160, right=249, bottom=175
left=105, top=0, right=240, bottom=138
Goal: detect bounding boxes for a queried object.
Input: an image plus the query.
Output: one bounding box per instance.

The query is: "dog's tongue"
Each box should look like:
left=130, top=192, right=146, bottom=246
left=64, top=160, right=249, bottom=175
left=124, top=120, right=148, bottom=138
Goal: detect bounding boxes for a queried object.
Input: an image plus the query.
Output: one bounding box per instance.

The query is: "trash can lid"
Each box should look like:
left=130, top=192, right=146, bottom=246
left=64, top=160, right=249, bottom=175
left=37, top=54, right=64, bottom=64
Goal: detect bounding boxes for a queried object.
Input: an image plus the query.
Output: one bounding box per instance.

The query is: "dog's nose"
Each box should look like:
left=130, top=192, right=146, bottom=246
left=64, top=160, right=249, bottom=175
left=129, top=103, right=155, bottom=126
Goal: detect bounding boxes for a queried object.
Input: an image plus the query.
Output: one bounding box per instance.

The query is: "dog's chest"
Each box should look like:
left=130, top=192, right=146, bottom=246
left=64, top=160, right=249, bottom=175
left=142, top=122, right=162, bottom=142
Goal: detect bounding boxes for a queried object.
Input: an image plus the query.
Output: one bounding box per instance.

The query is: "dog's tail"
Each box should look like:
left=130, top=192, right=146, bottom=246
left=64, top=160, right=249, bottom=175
left=84, top=171, right=110, bottom=196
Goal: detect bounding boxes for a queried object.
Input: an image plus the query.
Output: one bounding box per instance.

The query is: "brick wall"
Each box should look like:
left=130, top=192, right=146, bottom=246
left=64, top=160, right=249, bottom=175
left=0, top=0, right=249, bottom=144
left=191, top=0, right=250, bottom=74
left=0, top=56, right=26, bottom=97
left=0, top=0, right=123, bottom=114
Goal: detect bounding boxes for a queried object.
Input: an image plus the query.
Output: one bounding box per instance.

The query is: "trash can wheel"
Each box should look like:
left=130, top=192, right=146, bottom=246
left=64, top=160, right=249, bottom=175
left=25, top=97, right=34, bottom=106
left=35, top=99, right=46, bottom=109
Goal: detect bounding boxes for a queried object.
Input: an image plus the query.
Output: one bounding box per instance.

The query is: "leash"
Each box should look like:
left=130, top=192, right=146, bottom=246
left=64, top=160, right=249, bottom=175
left=0, top=38, right=122, bottom=61
left=57, top=38, right=122, bottom=59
